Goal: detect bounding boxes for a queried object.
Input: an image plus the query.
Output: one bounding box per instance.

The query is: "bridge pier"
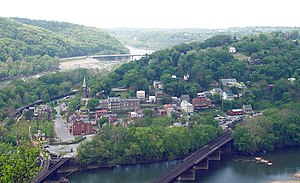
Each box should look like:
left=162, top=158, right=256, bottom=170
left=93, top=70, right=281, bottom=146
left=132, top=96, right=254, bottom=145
left=208, top=149, right=221, bottom=160
left=221, top=142, right=232, bottom=154
left=194, top=158, right=209, bottom=170
left=177, top=169, right=195, bottom=181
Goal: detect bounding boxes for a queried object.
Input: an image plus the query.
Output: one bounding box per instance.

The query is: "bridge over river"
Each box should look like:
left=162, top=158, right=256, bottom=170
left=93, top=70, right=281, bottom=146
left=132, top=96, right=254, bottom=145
left=153, top=131, right=233, bottom=183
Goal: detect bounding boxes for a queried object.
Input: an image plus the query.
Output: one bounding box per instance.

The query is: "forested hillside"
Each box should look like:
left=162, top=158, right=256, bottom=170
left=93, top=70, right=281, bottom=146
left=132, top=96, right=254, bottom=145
left=0, top=17, right=128, bottom=78
left=12, top=18, right=129, bottom=55
left=105, top=33, right=300, bottom=110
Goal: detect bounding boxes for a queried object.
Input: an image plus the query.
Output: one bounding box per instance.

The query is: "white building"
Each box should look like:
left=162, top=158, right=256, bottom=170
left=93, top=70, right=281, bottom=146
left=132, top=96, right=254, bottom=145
left=149, top=96, right=156, bottom=103
left=229, top=47, right=236, bottom=53
left=181, top=100, right=194, bottom=113
left=136, top=90, right=146, bottom=99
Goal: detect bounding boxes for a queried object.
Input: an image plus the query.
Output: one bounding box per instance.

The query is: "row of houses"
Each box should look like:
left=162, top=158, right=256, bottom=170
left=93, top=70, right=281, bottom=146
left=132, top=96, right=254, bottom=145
left=98, top=97, right=140, bottom=111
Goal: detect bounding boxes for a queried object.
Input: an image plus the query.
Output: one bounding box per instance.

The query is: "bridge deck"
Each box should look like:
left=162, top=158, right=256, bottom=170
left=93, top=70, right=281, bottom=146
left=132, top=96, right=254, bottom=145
left=31, top=158, right=70, bottom=183
left=153, top=131, right=232, bottom=183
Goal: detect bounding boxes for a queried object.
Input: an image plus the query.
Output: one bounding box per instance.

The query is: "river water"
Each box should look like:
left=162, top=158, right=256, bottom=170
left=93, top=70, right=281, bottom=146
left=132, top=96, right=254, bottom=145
left=68, top=146, right=300, bottom=183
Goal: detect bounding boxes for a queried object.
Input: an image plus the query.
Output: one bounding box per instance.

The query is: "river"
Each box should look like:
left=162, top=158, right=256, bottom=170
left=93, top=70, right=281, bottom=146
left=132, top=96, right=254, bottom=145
left=68, top=146, right=300, bottom=183
left=0, top=46, right=153, bottom=89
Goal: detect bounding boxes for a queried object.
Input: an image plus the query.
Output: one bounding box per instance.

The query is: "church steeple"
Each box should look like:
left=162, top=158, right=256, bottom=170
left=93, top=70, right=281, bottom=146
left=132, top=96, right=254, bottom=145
left=82, top=77, right=89, bottom=98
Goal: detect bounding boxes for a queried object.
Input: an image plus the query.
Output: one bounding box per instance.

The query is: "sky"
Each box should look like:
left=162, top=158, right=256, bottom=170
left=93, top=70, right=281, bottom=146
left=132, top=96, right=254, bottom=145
left=0, top=0, right=299, bottom=29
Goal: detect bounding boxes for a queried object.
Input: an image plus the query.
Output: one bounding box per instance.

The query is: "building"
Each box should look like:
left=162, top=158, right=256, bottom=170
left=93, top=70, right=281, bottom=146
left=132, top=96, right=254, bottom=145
left=192, top=97, right=212, bottom=110
left=148, top=96, right=156, bottom=103
left=242, top=104, right=253, bottom=114
left=153, top=81, right=164, bottom=104
left=95, top=110, right=109, bottom=119
left=171, top=97, right=181, bottom=106
left=222, top=90, right=236, bottom=100
left=181, top=95, right=190, bottom=102
left=98, top=99, right=109, bottom=110
left=157, top=109, right=167, bottom=116
left=82, top=77, right=90, bottom=98
left=108, top=97, right=120, bottom=111
left=68, top=114, right=94, bottom=135
left=181, top=100, right=194, bottom=113
left=136, top=90, right=146, bottom=99
left=227, top=109, right=244, bottom=116
left=106, top=97, right=140, bottom=111
left=229, top=47, right=236, bottom=53
left=220, top=78, right=237, bottom=87
left=210, top=88, right=223, bottom=96
left=34, top=105, right=52, bottom=121
left=288, top=77, right=296, bottom=84
left=128, top=109, right=144, bottom=120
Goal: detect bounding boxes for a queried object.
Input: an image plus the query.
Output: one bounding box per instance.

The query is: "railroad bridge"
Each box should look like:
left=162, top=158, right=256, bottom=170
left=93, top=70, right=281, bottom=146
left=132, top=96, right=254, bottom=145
left=31, top=158, right=71, bottom=183
left=153, top=131, right=233, bottom=183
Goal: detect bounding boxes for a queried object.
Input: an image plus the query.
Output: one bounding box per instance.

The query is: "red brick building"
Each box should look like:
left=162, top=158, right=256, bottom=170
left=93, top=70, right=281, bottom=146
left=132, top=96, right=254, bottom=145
left=192, top=97, right=212, bottom=110
left=72, top=121, right=94, bottom=136
left=68, top=114, right=94, bottom=135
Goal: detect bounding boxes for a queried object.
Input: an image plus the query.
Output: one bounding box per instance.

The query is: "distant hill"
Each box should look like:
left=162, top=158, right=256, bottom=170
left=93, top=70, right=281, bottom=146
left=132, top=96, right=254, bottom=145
left=107, top=27, right=300, bottom=51
left=0, top=17, right=129, bottom=62
left=107, top=28, right=218, bottom=51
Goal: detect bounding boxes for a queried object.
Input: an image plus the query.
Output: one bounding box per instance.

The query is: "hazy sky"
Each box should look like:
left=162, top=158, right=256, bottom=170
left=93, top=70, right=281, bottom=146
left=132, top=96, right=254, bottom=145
left=0, top=0, right=299, bottom=29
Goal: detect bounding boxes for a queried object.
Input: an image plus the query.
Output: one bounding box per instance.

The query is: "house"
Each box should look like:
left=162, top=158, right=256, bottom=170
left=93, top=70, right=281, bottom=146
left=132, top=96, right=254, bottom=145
left=222, top=90, right=236, bottom=100
left=171, top=97, right=181, bottom=106
left=227, top=109, right=244, bottom=116
left=163, top=104, right=173, bottom=111
left=68, top=114, right=94, bottom=135
left=148, top=96, right=156, bottom=103
left=153, top=81, right=164, bottom=89
left=181, top=100, right=194, bottom=113
left=157, top=109, right=167, bottom=116
left=181, top=95, right=190, bottom=102
left=221, top=78, right=237, bottom=87
left=95, top=110, right=109, bottom=119
left=128, top=109, right=144, bottom=120
left=33, top=130, right=46, bottom=142
left=183, top=74, right=189, bottom=81
left=172, top=75, right=177, bottom=79
left=34, top=105, right=52, bottom=121
left=136, top=90, right=146, bottom=99
left=210, top=88, right=223, bottom=96
left=192, top=97, right=212, bottom=110
left=229, top=47, right=236, bottom=53
left=166, top=107, right=175, bottom=117
left=242, top=104, right=253, bottom=114
left=197, top=91, right=211, bottom=99
left=288, top=77, right=296, bottom=84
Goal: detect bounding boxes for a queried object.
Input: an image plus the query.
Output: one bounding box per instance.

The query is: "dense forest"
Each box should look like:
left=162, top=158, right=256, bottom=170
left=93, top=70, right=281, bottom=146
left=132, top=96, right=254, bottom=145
left=78, top=114, right=222, bottom=166
left=0, top=17, right=128, bottom=78
left=233, top=103, right=300, bottom=153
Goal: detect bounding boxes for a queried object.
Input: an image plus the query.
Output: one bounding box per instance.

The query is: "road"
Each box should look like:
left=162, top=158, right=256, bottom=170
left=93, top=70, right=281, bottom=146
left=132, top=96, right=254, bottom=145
left=54, top=105, right=74, bottom=142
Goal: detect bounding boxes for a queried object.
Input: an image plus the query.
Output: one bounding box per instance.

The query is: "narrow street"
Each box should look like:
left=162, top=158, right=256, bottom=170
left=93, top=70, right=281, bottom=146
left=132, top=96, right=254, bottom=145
left=54, top=104, right=74, bottom=142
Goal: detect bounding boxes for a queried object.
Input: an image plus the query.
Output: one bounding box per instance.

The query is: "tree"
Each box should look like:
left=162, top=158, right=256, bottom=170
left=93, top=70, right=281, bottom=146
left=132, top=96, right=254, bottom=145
left=0, top=144, right=41, bottom=183
left=87, top=98, right=99, bottom=111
